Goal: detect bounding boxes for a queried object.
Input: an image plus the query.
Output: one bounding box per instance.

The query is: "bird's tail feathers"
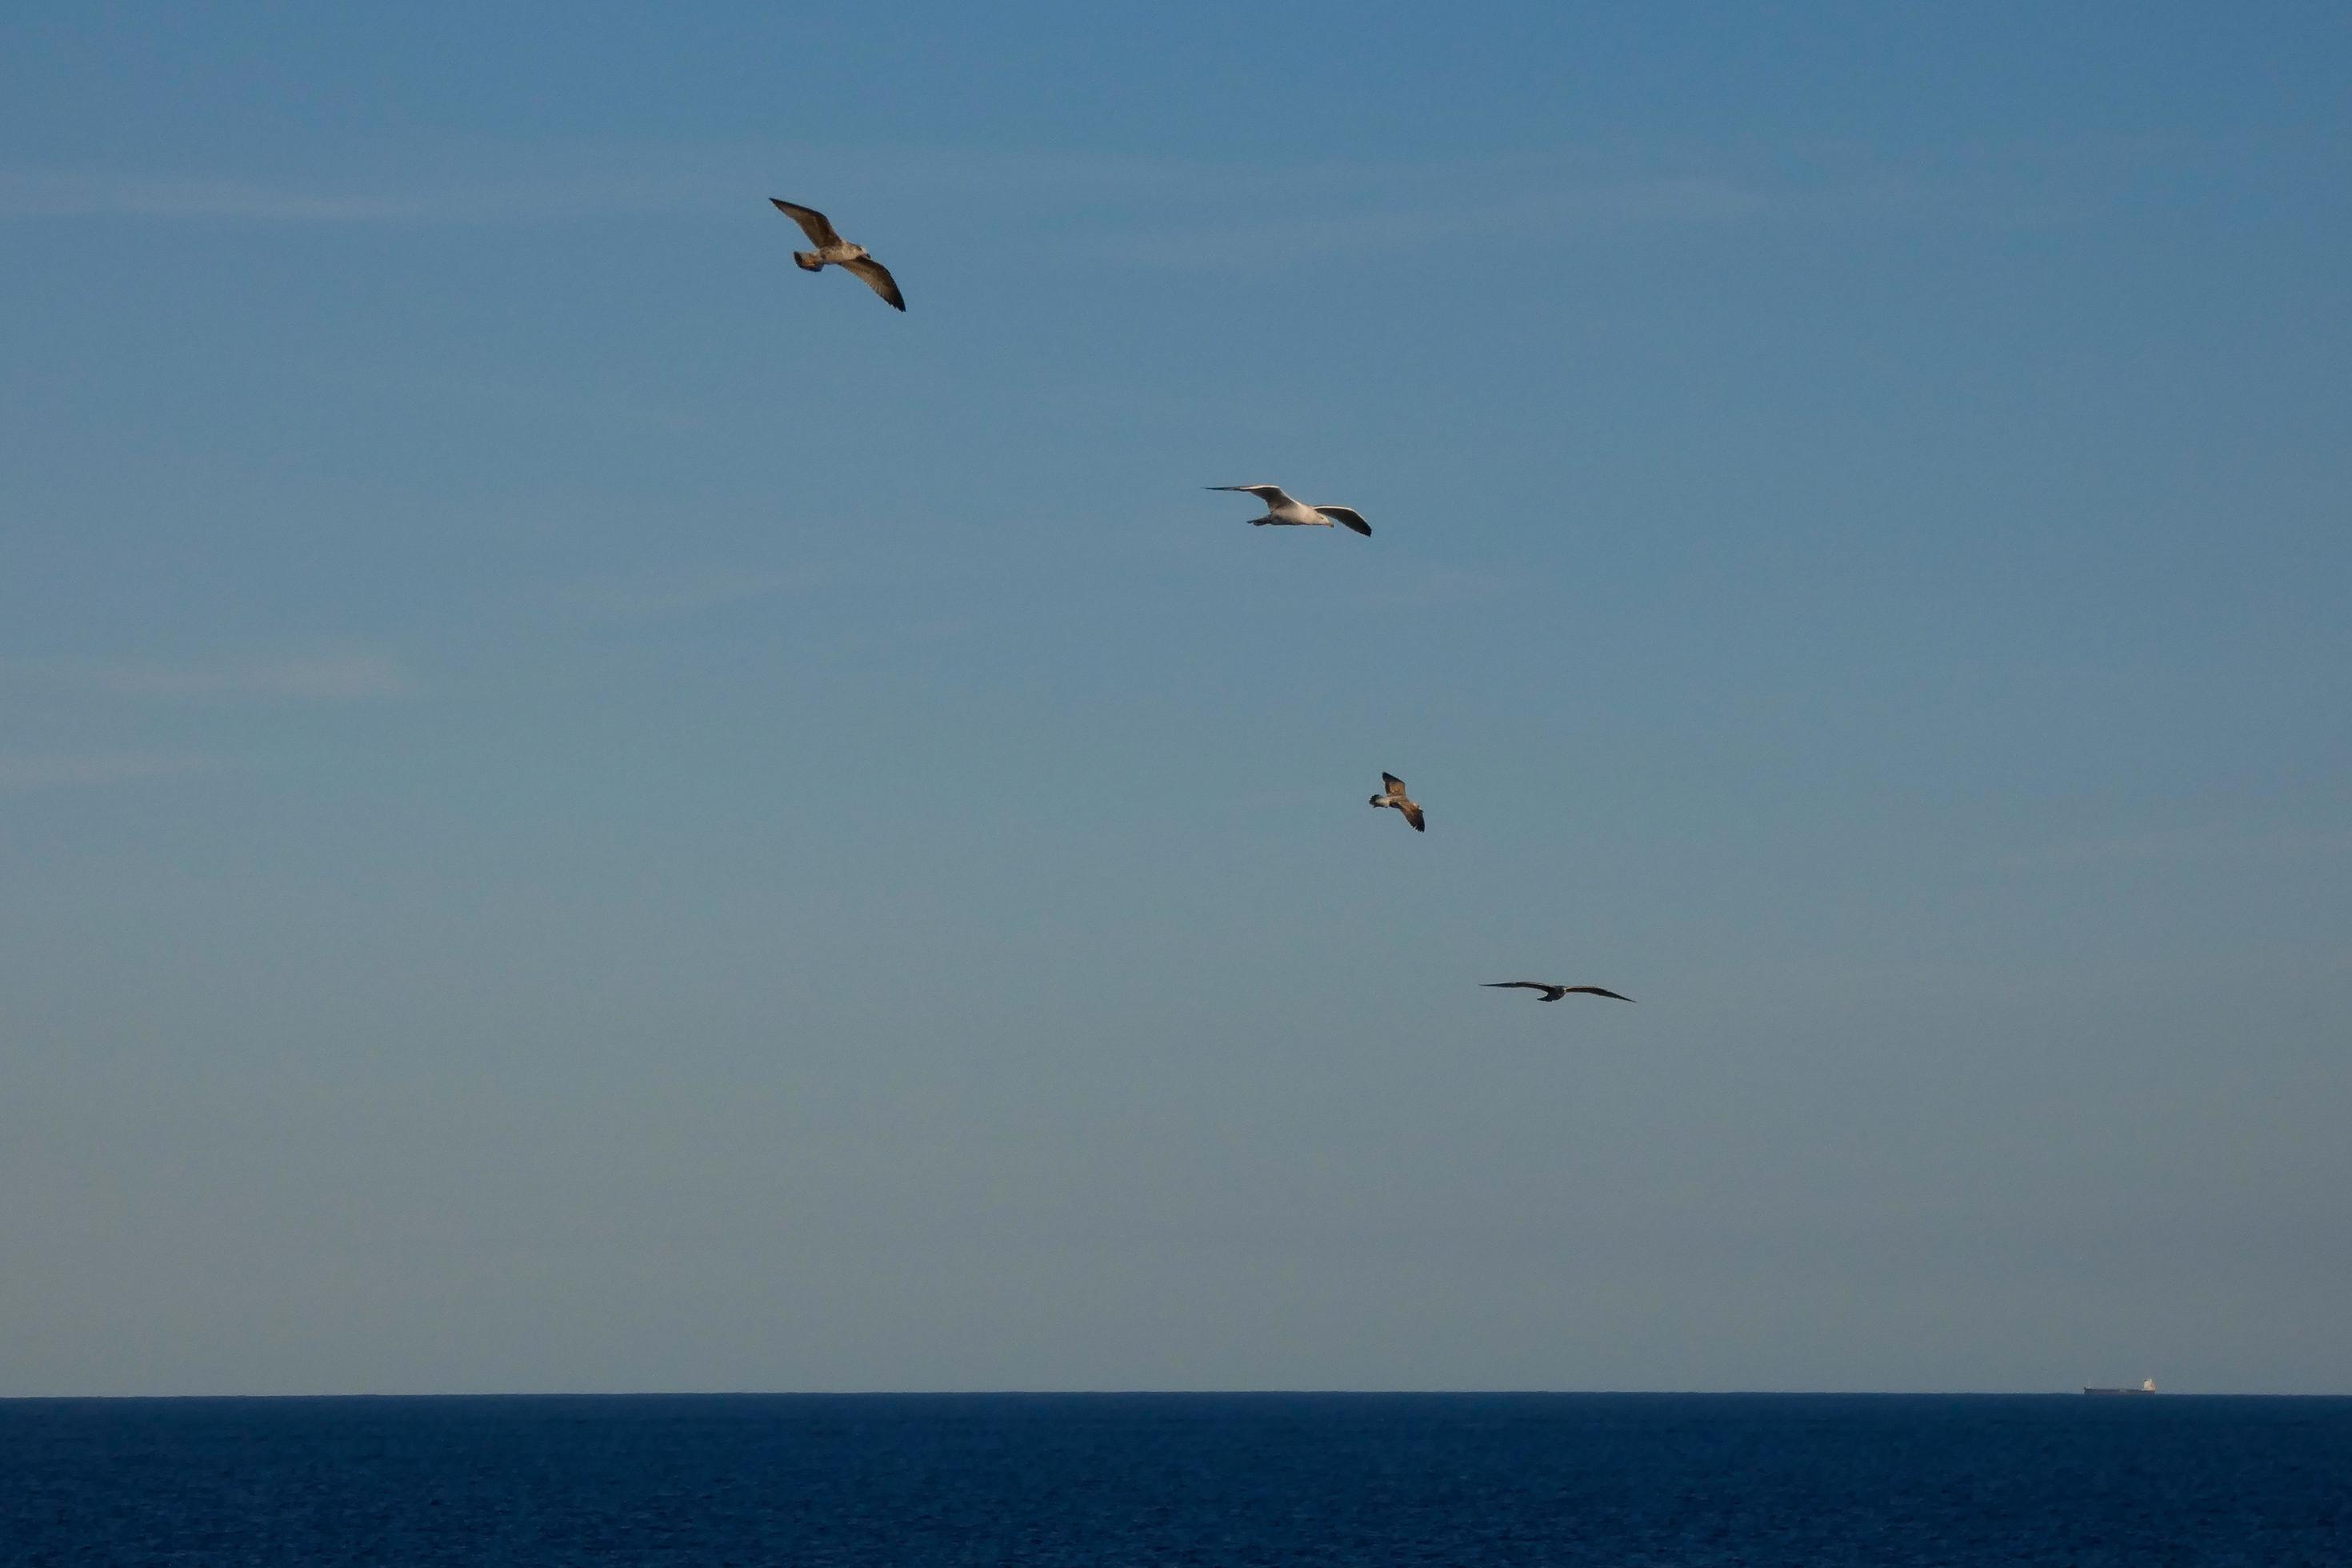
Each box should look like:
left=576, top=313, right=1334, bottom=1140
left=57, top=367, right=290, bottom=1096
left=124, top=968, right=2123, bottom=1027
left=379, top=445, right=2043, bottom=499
left=793, top=251, right=824, bottom=271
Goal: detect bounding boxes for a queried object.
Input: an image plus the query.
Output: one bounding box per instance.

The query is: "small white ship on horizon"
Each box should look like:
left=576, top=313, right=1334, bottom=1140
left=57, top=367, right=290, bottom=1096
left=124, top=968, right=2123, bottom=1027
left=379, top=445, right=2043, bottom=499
left=2082, top=1378, right=2157, bottom=1396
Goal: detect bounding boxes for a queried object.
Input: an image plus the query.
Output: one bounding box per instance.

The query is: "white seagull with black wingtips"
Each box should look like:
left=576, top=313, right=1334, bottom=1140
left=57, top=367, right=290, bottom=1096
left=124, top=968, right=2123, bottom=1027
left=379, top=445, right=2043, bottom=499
left=770, top=198, right=906, bottom=311
left=1207, top=484, right=1371, bottom=537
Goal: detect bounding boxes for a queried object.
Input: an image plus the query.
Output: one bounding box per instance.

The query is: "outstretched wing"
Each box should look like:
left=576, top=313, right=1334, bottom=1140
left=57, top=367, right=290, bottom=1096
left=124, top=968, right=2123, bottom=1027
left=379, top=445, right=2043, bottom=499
left=1401, top=802, right=1425, bottom=831
left=843, top=257, right=906, bottom=311
left=770, top=199, right=843, bottom=248
left=1381, top=773, right=1407, bottom=794
left=1484, top=982, right=1552, bottom=991
left=1315, top=506, right=1371, bottom=537
left=1561, top=986, right=1635, bottom=1002
left=1208, top=484, right=1296, bottom=506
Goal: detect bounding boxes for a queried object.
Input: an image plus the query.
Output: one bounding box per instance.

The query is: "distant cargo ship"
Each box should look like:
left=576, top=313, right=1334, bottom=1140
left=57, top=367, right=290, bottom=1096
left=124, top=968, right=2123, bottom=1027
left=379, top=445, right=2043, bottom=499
left=2083, top=1378, right=2157, bottom=1395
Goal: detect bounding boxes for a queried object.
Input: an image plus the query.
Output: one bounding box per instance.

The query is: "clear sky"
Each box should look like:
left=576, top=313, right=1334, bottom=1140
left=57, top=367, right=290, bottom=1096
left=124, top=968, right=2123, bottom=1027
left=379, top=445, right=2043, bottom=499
left=2, top=2, right=2347, bottom=1396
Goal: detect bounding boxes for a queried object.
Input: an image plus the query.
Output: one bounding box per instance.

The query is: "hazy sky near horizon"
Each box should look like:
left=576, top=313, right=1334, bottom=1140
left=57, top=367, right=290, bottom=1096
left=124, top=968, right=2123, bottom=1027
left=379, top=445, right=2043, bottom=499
left=3, top=2, right=2349, bottom=1397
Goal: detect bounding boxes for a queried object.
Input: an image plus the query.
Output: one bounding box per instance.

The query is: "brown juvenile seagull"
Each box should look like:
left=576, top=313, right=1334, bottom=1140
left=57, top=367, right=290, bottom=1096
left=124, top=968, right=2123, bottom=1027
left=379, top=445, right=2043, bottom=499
left=1206, top=484, right=1371, bottom=536
left=770, top=198, right=906, bottom=311
left=1482, top=982, right=1636, bottom=1003
left=1369, top=772, right=1425, bottom=831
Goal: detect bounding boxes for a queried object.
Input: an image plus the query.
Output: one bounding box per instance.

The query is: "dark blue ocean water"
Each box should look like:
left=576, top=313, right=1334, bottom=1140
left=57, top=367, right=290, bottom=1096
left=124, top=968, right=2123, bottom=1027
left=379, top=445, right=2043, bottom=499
left=2, top=1394, right=2346, bottom=1566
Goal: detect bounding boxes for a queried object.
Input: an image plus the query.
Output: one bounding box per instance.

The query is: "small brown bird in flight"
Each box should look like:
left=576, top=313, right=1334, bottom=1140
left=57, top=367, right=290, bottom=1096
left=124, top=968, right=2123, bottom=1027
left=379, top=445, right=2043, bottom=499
left=1482, top=982, right=1635, bottom=1003
left=1369, top=772, right=1424, bottom=831
left=770, top=198, right=906, bottom=311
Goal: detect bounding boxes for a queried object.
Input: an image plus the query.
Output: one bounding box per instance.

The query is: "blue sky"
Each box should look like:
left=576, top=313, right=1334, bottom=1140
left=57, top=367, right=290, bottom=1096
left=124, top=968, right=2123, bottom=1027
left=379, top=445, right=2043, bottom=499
left=2, top=2, right=2348, bottom=1395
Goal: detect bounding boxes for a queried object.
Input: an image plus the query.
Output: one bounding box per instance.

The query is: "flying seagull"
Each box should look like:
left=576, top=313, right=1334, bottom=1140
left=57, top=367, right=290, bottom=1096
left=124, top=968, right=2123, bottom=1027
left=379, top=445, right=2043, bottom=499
left=1207, top=484, right=1371, bottom=536
left=1370, top=772, right=1425, bottom=831
left=1482, top=982, right=1636, bottom=1003
left=770, top=198, right=906, bottom=311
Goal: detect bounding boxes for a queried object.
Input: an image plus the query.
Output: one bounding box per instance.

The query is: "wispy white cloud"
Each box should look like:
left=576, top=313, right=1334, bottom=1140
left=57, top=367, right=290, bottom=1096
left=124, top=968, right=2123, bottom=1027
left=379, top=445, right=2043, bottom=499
left=0, top=753, right=225, bottom=793
left=430, top=374, right=705, bottom=435
left=2003, top=823, right=2352, bottom=870
left=19, top=652, right=418, bottom=701
left=0, top=169, right=667, bottom=224
left=0, top=174, right=445, bottom=222
left=813, top=142, right=1763, bottom=212
left=1088, top=176, right=1769, bottom=269
left=0, top=144, right=1772, bottom=244
left=6, top=130, right=2218, bottom=238
left=558, top=569, right=813, bottom=623
left=1342, top=567, right=1522, bottom=612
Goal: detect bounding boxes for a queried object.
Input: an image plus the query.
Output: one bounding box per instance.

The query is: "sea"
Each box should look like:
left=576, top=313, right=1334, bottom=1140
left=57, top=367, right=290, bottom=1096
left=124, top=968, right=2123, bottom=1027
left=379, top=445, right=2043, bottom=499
left=2, top=1393, right=2346, bottom=1566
